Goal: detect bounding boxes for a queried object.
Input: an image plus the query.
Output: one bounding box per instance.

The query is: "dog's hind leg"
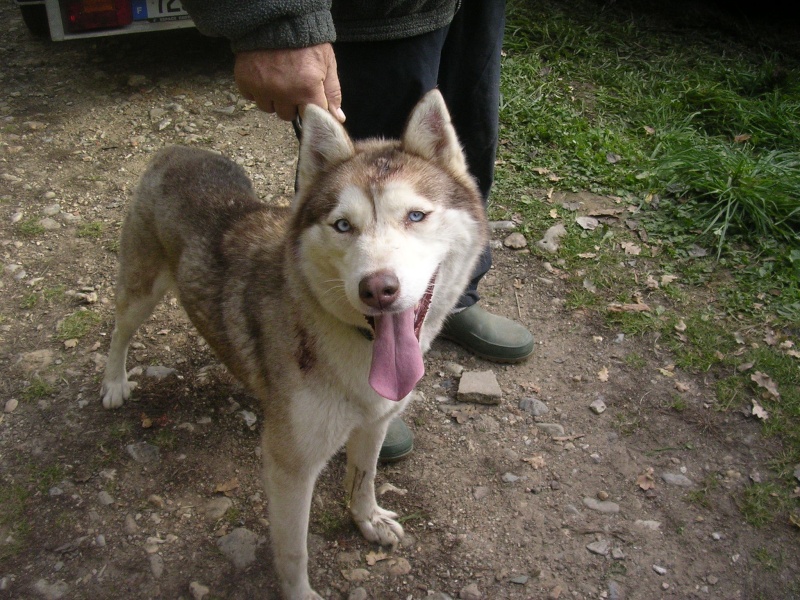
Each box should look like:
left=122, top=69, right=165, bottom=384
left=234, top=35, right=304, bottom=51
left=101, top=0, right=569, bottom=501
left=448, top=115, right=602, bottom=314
left=345, top=420, right=405, bottom=547
left=101, top=227, right=173, bottom=409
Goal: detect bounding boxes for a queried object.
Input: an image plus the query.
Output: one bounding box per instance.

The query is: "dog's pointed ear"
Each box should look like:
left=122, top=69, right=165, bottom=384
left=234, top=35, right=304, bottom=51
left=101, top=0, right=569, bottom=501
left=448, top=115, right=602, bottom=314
left=297, top=104, right=355, bottom=198
left=401, top=89, right=467, bottom=175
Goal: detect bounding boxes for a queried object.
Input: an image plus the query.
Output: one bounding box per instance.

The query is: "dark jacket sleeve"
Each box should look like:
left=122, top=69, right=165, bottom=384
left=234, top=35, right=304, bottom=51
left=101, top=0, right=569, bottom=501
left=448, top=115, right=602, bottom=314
left=180, top=0, right=336, bottom=51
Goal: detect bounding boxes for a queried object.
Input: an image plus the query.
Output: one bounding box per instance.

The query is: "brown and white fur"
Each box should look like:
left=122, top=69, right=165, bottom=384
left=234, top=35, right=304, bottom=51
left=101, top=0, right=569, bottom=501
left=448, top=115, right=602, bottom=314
left=100, top=90, right=487, bottom=599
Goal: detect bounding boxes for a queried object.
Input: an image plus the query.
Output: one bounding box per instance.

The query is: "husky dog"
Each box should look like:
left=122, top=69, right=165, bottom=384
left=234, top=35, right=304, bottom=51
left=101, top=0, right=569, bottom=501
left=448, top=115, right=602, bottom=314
left=101, top=89, right=487, bottom=599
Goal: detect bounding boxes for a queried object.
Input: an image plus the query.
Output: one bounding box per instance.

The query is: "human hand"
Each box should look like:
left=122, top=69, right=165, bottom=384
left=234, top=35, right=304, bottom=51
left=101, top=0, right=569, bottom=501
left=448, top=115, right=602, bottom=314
left=234, top=43, right=345, bottom=123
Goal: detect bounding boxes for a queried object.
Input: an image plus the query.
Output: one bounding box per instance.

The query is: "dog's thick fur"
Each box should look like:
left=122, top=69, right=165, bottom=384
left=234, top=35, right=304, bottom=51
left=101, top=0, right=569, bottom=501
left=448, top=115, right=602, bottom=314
left=101, top=90, right=487, bottom=599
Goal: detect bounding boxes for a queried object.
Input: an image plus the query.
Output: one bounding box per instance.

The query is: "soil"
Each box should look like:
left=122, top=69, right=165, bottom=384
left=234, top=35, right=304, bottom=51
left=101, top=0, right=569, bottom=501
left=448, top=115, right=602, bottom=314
left=1, top=4, right=798, bottom=600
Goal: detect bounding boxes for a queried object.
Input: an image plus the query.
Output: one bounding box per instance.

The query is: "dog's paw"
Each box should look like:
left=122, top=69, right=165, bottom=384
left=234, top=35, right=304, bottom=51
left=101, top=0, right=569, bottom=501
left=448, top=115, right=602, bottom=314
left=101, top=378, right=135, bottom=409
left=354, top=506, right=404, bottom=547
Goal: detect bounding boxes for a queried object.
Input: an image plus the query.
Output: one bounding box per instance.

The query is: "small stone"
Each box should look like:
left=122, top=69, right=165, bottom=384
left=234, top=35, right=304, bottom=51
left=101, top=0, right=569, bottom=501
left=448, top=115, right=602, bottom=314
left=204, top=497, right=233, bottom=521
left=634, top=519, right=661, bottom=531
left=457, top=370, right=502, bottom=405
left=95, top=534, right=106, bottom=547
left=97, top=491, right=114, bottom=506
left=587, top=540, right=611, bottom=555
left=548, top=585, right=564, bottom=600
left=661, top=472, right=694, bottom=487
left=707, top=575, right=719, bottom=585
left=126, top=442, right=161, bottom=464
left=536, top=223, right=567, bottom=254
left=503, top=232, right=528, bottom=250
left=793, top=464, right=800, bottom=482
left=582, top=496, right=620, bottom=514
left=597, top=491, right=609, bottom=500
left=149, top=554, right=164, bottom=578
left=611, top=547, right=625, bottom=560
left=239, top=410, right=257, bottom=427
left=490, top=220, right=516, bottom=230
left=5, top=398, right=19, bottom=413
left=33, top=579, right=68, bottom=600
left=652, top=565, right=667, bottom=575
left=148, top=494, right=165, bottom=509
left=535, top=423, right=565, bottom=437
left=589, top=398, right=607, bottom=414
left=128, top=74, right=149, bottom=87
left=388, top=557, right=412, bottom=576
left=189, top=581, right=210, bottom=600
left=473, top=486, right=490, bottom=501
left=145, top=365, right=177, bottom=380
left=501, top=473, right=520, bottom=483
left=443, top=361, right=465, bottom=376
left=711, top=532, right=723, bottom=541
left=343, top=569, right=370, bottom=583
left=459, top=582, right=482, bottom=600
left=217, top=528, right=260, bottom=569
left=124, top=514, right=139, bottom=535
left=519, top=397, right=549, bottom=416
left=49, top=487, right=63, bottom=496
left=348, top=588, right=368, bottom=600
left=608, top=580, right=625, bottom=600
left=509, top=575, right=529, bottom=584
left=38, top=217, right=60, bottom=230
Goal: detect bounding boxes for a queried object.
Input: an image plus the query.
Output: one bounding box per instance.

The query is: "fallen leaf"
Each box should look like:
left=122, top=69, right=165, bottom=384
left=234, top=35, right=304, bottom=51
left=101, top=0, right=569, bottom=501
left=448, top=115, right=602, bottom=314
left=583, top=278, right=597, bottom=294
left=660, top=274, right=678, bottom=285
left=607, top=302, right=651, bottom=313
left=780, top=340, right=795, bottom=349
left=522, top=454, right=546, bottom=469
left=734, top=133, right=752, bottom=143
left=621, top=241, right=641, bottom=255
left=751, top=371, right=780, bottom=398
left=645, top=275, right=659, bottom=290
left=549, top=208, right=559, bottom=219
left=787, top=349, right=800, bottom=359
left=764, top=331, right=778, bottom=346
left=637, top=467, right=655, bottom=491
left=577, top=252, right=597, bottom=259
left=532, top=167, right=550, bottom=175
left=592, top=336, right=603, bottom=343
left=597, top=367, right=609, bottom=382
left=751, top=399, right=769, bottom=420
left=63, top=338, right=78, bottom=349
left=140, top=413, right=152, bottom=429
left=376, top=483, right=407, bottom=496
left=733, top=332, right=746, bottom=345
left=366, top=550, right=389, bottom=566
left=675, top=381, right=689, bottom=393
left=736, top=362, right=754, bottom=372
left=658, top=368, right=675, bottom=378
left=643, top=125, right=656, bottom=135
left=674, top=319, right=687, bottom=332
left=215, top=478, right=240, bottom=494
left=606, top=152, right=621, bottom=164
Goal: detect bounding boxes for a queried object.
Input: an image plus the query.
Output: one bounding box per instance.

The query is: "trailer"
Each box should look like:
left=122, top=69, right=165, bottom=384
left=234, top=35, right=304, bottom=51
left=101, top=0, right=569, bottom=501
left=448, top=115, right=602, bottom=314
left=15, top=0, right=194, bottom=41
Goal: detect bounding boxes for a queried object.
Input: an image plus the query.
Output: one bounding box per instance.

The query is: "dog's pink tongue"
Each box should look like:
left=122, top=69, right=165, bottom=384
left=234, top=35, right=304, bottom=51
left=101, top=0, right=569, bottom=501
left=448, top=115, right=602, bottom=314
left=369, top=309, right=424, bottom=401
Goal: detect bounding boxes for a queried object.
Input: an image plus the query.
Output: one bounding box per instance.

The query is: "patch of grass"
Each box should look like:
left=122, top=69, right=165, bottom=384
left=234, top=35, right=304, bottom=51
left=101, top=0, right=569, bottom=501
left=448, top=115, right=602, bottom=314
left=314, top=508, right=349, bottom=538
left=739, top=482, right=787, bottom=527
left=43, top=285, right=66, bottom=302
left=0, top=483, right=30, bottom=560
left=20, top=293, right=38, bottom=309
left=22, top=378, right=55, bottom=401
left=77, top=221, right=104, bottom=239
left=105, top=238, right=120, bottom=253
left=16, top=218, right=45, bottom=237
left=32, top=464, right=66, bottom=494
left=56, top=309, right=101, bottom=340
left=152, top=429, right=177, bottom=451
left=684, top=474, right=720, bottom=510
left=623, top=352, right=647, bottom=370
left=752, top=546, right=783, bottom=572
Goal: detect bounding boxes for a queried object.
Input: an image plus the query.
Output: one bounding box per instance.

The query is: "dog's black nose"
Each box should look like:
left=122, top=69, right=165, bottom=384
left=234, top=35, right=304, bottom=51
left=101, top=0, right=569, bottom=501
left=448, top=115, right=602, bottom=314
left=359, top=270, right=400, bottom=309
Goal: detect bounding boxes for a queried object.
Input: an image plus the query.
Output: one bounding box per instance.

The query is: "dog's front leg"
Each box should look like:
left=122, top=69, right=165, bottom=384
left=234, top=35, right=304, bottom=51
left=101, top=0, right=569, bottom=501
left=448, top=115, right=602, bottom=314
left=262, top=457, right=323, bottom=600
left=345, top=421, right=404, bottom=547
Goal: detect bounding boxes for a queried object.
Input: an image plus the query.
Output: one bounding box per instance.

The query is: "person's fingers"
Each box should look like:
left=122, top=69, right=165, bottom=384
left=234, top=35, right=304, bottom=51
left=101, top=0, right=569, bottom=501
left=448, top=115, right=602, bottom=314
left=322, top=51, right=345, bottom=122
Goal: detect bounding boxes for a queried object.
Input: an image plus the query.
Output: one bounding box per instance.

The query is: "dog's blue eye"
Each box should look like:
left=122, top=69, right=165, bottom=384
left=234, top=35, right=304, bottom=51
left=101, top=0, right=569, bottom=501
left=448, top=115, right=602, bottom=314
left=333, top=219, right=352, bottom=233
left=408, top=211, right=425, bottom=223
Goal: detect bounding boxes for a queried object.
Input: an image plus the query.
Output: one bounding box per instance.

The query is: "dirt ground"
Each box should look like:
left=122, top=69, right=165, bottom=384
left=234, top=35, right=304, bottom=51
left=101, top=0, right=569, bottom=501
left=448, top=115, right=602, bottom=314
left=1, top=5, right=798, bottom=600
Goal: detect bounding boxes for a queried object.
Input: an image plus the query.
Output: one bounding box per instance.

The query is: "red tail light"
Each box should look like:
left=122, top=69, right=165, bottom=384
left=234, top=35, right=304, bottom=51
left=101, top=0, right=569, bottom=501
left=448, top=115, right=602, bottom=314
left=67, top=0, right=133, bottom=32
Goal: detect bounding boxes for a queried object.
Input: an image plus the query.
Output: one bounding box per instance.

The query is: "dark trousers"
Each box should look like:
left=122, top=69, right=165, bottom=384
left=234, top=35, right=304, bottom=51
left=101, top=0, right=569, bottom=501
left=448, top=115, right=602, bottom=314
left=333, top=0, right=506, bottom=308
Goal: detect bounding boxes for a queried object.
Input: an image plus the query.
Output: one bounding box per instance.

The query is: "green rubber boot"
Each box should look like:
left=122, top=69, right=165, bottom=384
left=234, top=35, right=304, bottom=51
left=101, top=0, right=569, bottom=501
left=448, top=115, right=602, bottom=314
left=439, top=304, right=534, bottom=363
left=379, top=417, right=414, bottom=462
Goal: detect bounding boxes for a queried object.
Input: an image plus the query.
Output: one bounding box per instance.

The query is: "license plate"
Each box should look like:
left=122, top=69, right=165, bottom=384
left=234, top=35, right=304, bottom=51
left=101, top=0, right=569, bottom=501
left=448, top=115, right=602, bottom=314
left=132, top=0, right=190, bottom=22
